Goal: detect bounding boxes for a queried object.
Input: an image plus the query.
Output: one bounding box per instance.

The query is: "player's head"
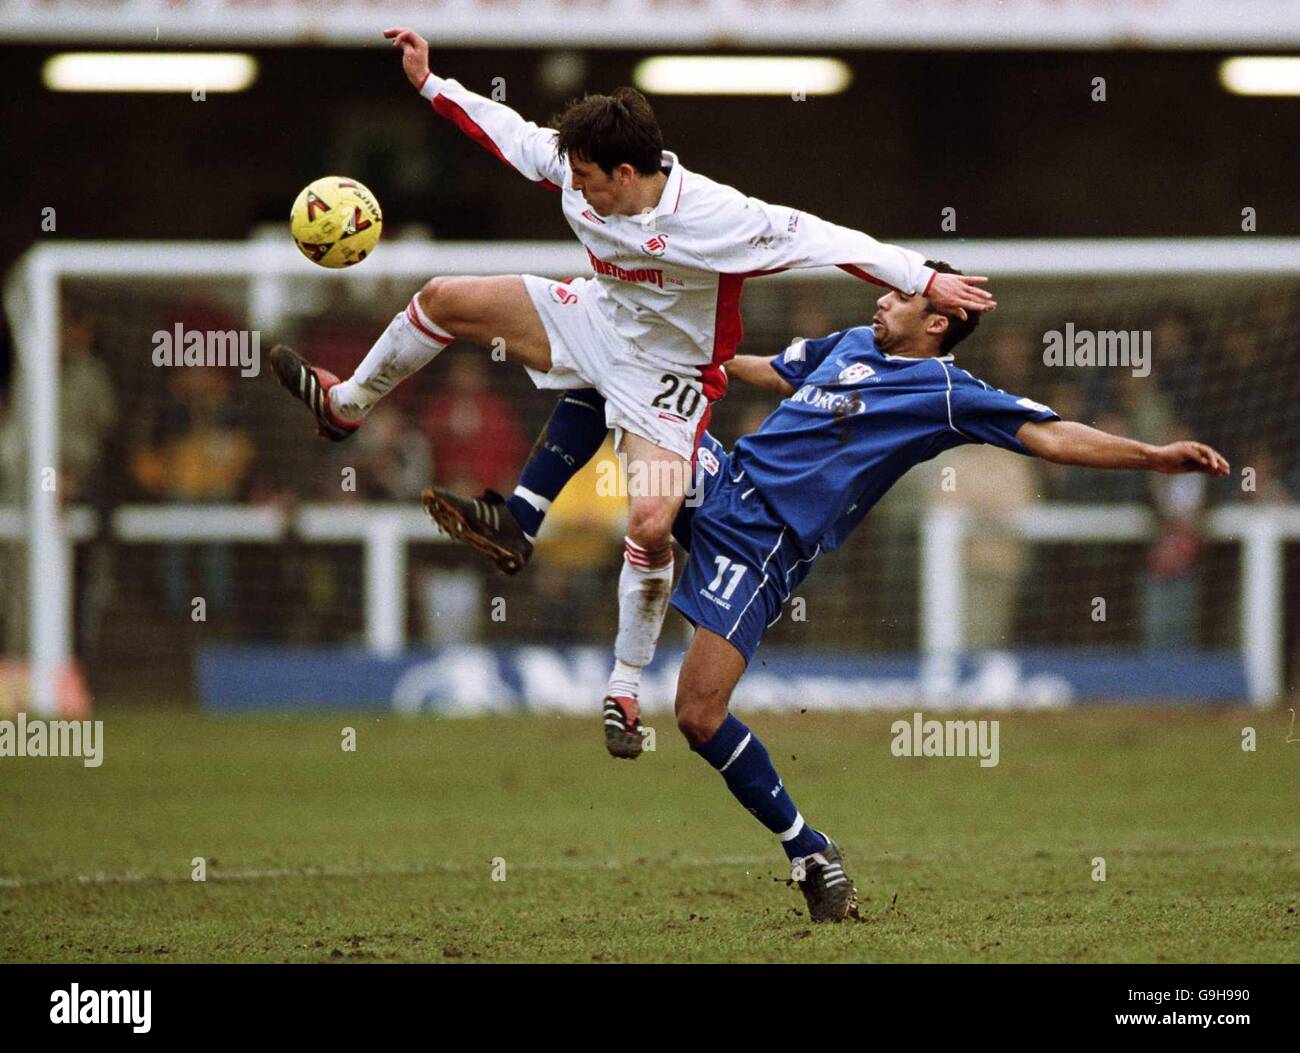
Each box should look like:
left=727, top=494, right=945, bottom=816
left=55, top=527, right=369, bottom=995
left=553, top=87, right=665, bottom=215
left=871, top=260, right=980, bottom=356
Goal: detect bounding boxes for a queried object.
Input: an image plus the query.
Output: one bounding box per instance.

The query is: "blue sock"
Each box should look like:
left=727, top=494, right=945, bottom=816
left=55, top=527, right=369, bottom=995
left=505, top=388, right=606, bottom=540
left=692, top=714, right=829, bottom=861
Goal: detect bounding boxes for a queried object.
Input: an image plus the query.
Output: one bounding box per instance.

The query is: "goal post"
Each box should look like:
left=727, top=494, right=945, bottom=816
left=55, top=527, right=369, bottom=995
left=4, top=237, right=1299, bottom=713
left=4, top=249, right=67, bottom=716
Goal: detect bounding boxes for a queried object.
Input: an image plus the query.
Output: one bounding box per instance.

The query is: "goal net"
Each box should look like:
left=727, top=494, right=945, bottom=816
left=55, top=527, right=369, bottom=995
left=3, top=238, right=1298, bottom=714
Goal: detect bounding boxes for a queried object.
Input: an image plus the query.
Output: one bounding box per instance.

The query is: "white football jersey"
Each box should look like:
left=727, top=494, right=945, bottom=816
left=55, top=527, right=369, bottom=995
left=419, top=74, right=936, bottom=401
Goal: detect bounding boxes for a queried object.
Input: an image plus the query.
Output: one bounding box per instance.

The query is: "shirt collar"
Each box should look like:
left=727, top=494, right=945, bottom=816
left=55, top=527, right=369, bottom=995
left=883, top=352, right=954, bottom=362
left=640, top=151, right=684, bottom=227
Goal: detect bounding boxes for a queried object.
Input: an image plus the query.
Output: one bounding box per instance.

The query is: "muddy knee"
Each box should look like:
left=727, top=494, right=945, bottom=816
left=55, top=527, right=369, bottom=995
left=626, top=500, right=676, bottom=551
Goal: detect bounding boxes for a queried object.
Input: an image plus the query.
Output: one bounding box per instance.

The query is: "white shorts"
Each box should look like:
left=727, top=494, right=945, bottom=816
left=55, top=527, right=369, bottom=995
left=521, top=274, right=709, bottom=463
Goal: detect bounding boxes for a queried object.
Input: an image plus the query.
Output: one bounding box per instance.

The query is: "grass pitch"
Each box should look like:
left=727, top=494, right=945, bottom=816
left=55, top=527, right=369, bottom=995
left=1, top=707, right=1295, bottom=963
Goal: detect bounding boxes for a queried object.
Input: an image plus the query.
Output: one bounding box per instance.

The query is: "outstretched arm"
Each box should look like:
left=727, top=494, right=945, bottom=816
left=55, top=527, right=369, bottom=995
left=689, top=193, right=994, bottom=318
left=727, top=354, right=795, bottom=396
left=384, top=28, right=568, bottom=190
left=728, top=332, right=846, bottom=396
left=1017, top=419, right=1230, bottom=476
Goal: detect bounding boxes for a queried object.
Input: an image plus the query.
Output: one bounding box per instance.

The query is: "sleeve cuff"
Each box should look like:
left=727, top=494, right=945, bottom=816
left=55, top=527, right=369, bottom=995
left=920, top=267, right=937, bottom=297
left=770, top=359, right=798, bottom=388
left=418, top=73, right=444, bottom=101
left=769, top=339, right=806, bottom=387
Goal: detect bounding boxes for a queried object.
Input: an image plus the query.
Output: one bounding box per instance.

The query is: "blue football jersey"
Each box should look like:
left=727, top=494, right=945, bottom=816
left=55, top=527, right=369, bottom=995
left=732, top=326, right=1059, bottom=551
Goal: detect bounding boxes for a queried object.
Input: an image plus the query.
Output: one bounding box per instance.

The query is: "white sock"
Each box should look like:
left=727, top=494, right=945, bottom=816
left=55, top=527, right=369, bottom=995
left=607, top=658, right=642, bottom=700
left=608, top=537, right=674, bottom=698
left=330, top=295, right=452, bottom=422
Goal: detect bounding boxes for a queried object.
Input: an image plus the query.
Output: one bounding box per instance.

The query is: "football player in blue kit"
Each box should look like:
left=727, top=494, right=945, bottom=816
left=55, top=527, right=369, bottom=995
left=434, top=261, right=1229, bottom=921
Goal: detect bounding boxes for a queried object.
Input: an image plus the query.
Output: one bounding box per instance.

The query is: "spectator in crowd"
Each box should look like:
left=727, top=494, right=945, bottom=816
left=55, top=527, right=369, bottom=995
left=1055, top=409, right=1147, bottom=505
left=1112, top=367, right=1172, bottom=452
left=1212, top=325, right=1291, bottom=468
left=986, top=325, right=1034, bottom=394
left=787, top=290, right=833, bottom=353
left=130, top=368, right=254, bottom=612
left=934, top=443, right=1040, bottom=650
left=862, top=457, right=928, bottom=645
left=421, top=353, right=527, bottom=495
left=1142, top=417, right=1207, bottom=651
left=1036, top=381, right=1085, bottom=501
left=0, top=315, right=119, bottom=658
left=1253, top=292, right=1300, bottom=493
left=0, top=393, right=14, bottom=499
left=1231, top=441, right=1292, bottom=505
left=0, top=393, right=14, bottom=655
left=344, top=403, right=431, bottom=501
left=59, top=315, right=120, bottom=656
left=1151, top=309, right=1211, bottom=434
left=59, top=315, right=118, bottom=503
left=416, top=354, right=528, bottom=647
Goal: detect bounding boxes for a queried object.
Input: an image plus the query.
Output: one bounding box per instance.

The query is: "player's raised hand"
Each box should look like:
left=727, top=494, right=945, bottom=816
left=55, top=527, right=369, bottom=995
left=1150, top=440, right=1230, bottom=476
left=383, top=27, right=430, bottom=89
left=925, top=272, right=996, bottom=320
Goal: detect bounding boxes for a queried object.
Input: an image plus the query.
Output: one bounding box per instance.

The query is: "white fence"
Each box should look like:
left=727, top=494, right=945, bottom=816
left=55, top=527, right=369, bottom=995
left=921, top=503, right=1300, bottom=707
left=1, top=499, right=1295, bottom=707
left=2, top=503, right=442, bottom=659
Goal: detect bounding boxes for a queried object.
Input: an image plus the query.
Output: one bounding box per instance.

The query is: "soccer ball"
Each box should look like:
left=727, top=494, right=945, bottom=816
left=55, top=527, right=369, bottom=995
left=289, top=176, right=383, bottom=268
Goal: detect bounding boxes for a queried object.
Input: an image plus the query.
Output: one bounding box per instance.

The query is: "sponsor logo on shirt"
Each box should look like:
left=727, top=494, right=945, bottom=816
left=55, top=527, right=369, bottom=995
left=641, top=233, right=669, bottom=257
left=586, top=248, right=665, bottom=289
left=790, top=384, right=867, bottom=416
left=549, top=282, right=578, bottom=305
left=837, top=362, right=875, bottom=384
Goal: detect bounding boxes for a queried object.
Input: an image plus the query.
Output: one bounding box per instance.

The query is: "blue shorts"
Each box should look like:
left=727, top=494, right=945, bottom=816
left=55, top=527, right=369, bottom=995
left=671, top=436, right=821, bottom=664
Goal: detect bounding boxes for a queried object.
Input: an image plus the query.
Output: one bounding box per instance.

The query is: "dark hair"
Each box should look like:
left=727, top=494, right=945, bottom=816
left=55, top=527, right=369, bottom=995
left=552, top=87, right=665, bottom=176
left=923, top=259, right=980, bottom=352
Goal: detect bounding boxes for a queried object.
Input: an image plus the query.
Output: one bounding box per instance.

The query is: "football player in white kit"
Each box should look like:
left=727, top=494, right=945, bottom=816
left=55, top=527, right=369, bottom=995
left=269, top=27, right=997, bottom=758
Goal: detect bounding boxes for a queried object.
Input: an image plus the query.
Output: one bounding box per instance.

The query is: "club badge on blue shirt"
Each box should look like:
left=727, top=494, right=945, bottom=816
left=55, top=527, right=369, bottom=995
left=837, top=362, right=875, bottom=384
left=697, top=446, right=720, bottom=476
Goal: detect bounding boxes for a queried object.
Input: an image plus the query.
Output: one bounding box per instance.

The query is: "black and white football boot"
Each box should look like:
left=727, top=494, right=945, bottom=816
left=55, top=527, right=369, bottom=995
left=268, top=345, right=361, bottom=442
left=420, top=487, right=533, bottom=575
left=603, top=695, right=644, bottom=760
left=791, top=837, right=858, bottom=923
